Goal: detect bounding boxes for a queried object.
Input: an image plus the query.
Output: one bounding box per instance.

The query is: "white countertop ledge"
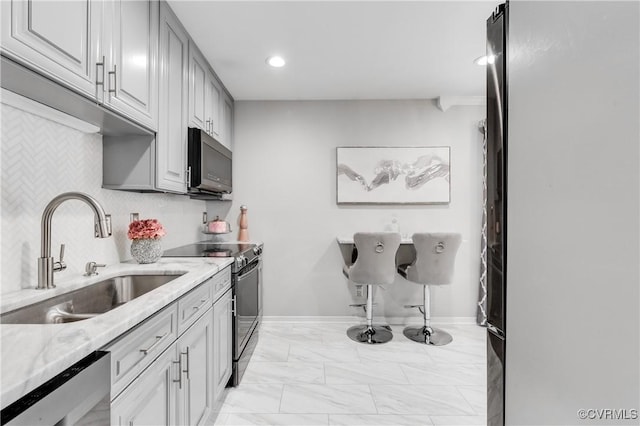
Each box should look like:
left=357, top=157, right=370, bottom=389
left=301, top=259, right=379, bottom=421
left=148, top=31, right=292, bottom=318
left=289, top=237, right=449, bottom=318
left=0, top=257, right=233, bottom=409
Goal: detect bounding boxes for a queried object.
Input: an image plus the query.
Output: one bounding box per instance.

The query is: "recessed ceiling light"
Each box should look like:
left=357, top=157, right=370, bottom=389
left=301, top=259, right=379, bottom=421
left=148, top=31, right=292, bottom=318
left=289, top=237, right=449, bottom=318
left=474, top=55, right=496, bottom=66
left=266, top=56, right=286, bottom=68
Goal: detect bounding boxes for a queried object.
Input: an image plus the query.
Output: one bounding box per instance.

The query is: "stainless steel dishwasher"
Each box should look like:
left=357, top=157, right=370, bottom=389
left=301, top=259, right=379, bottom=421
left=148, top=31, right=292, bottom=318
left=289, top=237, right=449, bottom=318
left=1, top=351, right=110, bottom=426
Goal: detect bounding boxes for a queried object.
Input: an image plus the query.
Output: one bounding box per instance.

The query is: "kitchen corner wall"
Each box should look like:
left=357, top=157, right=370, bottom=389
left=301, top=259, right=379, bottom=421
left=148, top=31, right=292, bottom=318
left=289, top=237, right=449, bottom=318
left=218, top=100, right=485, bottom=319
left=0, top=103, right=206, bottom=295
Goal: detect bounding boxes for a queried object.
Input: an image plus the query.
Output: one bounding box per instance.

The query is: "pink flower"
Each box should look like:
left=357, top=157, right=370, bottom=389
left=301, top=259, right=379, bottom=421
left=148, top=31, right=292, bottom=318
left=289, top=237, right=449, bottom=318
left=127, top=219, right=166, bottom=240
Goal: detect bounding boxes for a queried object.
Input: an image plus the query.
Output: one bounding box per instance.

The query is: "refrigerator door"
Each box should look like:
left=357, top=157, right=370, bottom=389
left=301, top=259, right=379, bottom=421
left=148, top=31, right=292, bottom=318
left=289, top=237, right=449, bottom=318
left=486, top=3, right=507, bottom=334
left=487, top=329, right=505, bottom=426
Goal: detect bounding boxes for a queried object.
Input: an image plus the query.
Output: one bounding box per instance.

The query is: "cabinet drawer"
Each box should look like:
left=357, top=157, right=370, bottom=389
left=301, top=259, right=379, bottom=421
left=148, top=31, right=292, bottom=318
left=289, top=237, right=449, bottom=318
left=106, top=304, right=178, bottom=399
left=212, top=266, right=232, bottom=301
left=178, top=279, right=213, bottom=334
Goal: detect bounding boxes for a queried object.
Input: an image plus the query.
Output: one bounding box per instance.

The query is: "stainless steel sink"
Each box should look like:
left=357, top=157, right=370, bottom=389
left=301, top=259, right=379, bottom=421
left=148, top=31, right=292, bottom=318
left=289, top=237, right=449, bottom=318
left=1, top=274, right=184, bottom=324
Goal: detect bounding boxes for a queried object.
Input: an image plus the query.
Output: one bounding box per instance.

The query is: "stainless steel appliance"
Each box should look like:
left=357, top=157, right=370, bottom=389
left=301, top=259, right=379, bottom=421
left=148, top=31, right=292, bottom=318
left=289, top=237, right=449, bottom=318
left=1, top=351, right=110, bottom=425
left=486, top=3, right=508, bottom=426
left=163, top=242, right=263, bottom=386
left=187, top=128, right=232, bottom=196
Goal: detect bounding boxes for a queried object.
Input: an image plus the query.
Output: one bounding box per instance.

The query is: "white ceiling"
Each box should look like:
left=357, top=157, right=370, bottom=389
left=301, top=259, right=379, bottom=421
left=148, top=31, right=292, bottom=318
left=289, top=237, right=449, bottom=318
left=167, top=1, right=499, bottom=101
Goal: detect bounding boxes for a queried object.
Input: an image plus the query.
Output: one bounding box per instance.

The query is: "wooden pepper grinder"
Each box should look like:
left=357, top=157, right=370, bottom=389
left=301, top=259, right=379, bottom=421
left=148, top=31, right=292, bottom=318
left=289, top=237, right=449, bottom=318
left=238, top=205, right=249, bottom=241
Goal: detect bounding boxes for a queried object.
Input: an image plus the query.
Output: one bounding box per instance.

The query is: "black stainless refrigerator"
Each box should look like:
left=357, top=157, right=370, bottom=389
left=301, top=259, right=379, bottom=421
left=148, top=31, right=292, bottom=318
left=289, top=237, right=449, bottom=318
left=486, top=3, right=507, bottom=426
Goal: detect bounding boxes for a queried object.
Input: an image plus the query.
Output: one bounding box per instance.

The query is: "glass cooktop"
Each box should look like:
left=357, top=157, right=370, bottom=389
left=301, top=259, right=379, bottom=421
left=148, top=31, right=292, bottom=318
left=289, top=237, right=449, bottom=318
left=163, top=243, right=254, bottom=258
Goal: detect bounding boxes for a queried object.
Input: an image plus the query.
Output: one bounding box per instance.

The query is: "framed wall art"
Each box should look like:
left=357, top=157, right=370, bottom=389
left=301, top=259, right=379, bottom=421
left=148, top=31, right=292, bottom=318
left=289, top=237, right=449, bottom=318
left=336, top=146, right=451, bottom=204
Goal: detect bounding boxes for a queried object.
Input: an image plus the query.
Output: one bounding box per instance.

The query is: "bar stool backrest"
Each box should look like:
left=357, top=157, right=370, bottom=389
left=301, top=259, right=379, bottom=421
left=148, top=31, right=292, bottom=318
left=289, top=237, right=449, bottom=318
left=409, top=233, right=462, bottom=285
left=350, top=232, right=401, bottom=285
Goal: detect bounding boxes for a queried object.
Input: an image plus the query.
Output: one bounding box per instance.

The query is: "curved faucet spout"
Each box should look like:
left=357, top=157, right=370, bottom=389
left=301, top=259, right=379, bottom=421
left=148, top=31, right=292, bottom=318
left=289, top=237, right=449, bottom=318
left=38, top=192, right=112, bottom=289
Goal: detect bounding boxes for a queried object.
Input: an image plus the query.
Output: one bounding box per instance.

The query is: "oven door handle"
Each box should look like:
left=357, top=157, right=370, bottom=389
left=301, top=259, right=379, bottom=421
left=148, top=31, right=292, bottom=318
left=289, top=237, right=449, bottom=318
left=236, top=259, right=260, bottom=280
left=231, top=295, right=237, bottom=317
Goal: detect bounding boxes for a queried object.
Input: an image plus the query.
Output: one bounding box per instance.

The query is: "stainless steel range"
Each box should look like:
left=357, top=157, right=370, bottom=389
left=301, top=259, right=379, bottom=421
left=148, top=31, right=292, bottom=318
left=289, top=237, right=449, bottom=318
left=163, top=242, right=263, bottom=386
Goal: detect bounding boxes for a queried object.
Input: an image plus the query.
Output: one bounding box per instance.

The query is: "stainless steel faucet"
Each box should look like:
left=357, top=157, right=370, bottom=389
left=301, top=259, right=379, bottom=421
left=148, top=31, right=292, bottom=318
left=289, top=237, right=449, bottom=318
left=37, top=192, right=112, bottom=289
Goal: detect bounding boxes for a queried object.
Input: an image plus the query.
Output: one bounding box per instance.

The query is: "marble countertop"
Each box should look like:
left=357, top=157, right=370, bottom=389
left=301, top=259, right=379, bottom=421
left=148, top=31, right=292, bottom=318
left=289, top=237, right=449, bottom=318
left=0, top=257, right=233, bottom=409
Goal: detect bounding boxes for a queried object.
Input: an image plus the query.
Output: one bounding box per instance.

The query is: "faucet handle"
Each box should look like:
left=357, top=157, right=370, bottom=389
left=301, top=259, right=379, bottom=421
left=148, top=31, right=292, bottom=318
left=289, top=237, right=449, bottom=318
left=94, top=214, right=112, bottom=237
left=53, top=244, right=67, bottom=272
left=84, top=261, right=106, bottom=276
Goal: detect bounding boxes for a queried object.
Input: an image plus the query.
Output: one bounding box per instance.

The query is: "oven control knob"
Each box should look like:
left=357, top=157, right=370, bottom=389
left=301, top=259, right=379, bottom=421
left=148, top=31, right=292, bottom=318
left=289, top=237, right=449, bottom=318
left=236, top=255, right=246, bottom=269
left=253, top=247, right=259, bottom=255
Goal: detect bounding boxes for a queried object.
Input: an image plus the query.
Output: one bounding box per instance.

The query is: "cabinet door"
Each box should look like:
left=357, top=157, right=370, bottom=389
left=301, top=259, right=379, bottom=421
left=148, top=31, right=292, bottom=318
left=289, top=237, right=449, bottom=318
left=111, top=345, right=180, bottom=426
left=178, top=308, right=214, bottom=426
left=205, top=73, right=221, bottom=137
left=0, top=0, right=100, bottom=98
left=213, top=289, right=233, bottom=402
left=156, top=2, right=188, bottom=193
left=189, top=42, right=207, bottom=130
left=220, top=93, right=234, bottom=150
left=104, top=0, right=158, bottom=130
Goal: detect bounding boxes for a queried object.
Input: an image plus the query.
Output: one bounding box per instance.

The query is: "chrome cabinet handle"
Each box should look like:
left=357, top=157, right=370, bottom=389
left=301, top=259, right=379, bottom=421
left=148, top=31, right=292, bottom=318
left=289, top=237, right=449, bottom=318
left=182, top=347, right=189, bottom=380
left=96, top=56, right=105, bottom=93
left=172, top=357, right=182, bottom=389
left=108, top=64, right=117, bottom=94
left=139, top=333, right=167, bottom=355
left=231, top=295, right=236, bottom=317
left=186, top=166, right=191, bottom=187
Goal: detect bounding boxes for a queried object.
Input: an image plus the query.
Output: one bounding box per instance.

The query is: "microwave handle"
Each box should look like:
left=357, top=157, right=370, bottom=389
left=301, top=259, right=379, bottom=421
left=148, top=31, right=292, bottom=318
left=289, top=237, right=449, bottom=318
left=186, top=166, right=191, bottom=187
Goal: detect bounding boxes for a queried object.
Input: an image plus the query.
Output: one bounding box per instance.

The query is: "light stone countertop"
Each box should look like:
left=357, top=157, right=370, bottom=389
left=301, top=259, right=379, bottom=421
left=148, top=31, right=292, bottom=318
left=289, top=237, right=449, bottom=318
left=0, top=257, right=233, bottom=409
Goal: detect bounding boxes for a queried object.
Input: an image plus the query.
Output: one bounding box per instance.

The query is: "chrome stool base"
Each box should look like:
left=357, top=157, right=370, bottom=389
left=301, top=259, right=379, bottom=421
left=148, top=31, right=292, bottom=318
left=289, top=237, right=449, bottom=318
left=403, top=326, right=453, bottom=346
left=347, top=325, right=393, bottom=344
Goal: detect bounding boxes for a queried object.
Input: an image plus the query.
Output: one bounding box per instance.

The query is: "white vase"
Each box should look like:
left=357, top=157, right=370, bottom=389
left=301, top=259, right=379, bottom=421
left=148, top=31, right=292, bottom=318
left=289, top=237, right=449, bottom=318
left=131, top=238, right=163, bottom=264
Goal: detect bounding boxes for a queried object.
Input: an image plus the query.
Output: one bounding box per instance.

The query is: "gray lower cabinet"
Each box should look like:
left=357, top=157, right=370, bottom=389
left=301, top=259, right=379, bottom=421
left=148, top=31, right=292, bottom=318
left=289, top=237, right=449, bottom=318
left=108, top=268, right=232, bottom=425
left=213, top=288, right=233, bottom=402
left=111, top=306, right=214, bottom=425
left=111, top=344, right=180, bottom=426
left=179, top=307, right=214, bottom=425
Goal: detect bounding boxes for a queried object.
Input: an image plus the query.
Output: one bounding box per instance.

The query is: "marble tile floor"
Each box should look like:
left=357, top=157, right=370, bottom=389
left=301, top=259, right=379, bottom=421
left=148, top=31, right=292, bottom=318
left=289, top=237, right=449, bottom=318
left=209, top=322, right=487, bottom=426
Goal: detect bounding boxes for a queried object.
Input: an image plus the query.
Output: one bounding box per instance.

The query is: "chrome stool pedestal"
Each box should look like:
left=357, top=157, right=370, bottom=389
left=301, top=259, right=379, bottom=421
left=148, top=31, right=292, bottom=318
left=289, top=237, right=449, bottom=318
left=403, top=326, right=453, bottom=346
left=348, top=325, right=393, bottom=344
left=347, top=284, right=393, bottom=344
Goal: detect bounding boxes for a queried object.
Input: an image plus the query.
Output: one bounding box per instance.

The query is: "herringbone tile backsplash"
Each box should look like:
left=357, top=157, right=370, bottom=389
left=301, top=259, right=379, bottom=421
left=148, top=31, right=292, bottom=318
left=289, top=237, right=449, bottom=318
left=1, top=104, right=206, bottom=295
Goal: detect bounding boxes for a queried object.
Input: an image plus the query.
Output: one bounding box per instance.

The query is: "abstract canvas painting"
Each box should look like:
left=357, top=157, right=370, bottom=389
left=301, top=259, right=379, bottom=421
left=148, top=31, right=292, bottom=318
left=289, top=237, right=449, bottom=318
left=336, top=146, right=451, bottom=204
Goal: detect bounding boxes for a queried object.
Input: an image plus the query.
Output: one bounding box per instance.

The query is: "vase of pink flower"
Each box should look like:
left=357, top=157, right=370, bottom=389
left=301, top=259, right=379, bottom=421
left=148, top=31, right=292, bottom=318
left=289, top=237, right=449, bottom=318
left=128, top=219, right=166, bottom=264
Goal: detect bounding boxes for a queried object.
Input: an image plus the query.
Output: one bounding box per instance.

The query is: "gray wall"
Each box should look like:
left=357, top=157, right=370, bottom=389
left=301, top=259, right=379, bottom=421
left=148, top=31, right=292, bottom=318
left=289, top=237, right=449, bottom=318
left=217, top=100, right=485, bottom=319
left=506, top=2, right=639, bottom=424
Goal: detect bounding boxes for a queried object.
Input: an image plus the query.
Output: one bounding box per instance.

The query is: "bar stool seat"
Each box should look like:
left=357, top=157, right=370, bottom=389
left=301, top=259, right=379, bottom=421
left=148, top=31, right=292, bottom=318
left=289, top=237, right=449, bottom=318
left=398, top=232, right=462, bottom=345
left=344, top=232, right=401, bottom=344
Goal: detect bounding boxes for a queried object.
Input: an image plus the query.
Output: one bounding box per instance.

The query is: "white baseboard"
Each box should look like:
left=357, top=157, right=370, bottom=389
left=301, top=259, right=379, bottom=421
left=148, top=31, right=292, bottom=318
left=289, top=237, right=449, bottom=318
left=261, top=315, right=478, bottom=326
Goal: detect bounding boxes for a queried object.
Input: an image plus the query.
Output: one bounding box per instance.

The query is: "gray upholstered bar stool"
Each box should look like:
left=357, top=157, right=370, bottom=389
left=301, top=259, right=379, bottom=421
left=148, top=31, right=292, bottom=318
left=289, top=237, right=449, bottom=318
left=398, top=232, right=462, bottom=345
left=343, top=232, right=401, bottom=344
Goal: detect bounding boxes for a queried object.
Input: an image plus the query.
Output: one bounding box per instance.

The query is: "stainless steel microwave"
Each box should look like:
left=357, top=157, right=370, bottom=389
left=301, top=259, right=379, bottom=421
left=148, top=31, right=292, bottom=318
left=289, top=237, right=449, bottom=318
left=187, top=128, right=232, bottom=195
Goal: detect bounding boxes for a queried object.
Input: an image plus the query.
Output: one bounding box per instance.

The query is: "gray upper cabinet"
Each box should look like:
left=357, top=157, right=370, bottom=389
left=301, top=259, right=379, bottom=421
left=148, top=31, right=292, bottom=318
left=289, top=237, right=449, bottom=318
left=221, top=92, right=234, bottom=151
left=103, top=0, right=159, bottom=131
left=189, top=42, right=208, bottom=131
left=205, top=74, right=221, bottom=139
left=189, top=41, right=233, bottom=151
left=1, top=0, right=101, bottom=99
left=156, top=1, right=188, bottom=193
left=1, top=0, right=159, bottom=131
